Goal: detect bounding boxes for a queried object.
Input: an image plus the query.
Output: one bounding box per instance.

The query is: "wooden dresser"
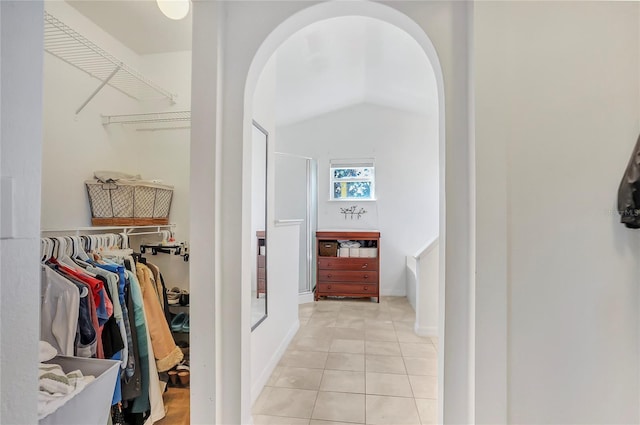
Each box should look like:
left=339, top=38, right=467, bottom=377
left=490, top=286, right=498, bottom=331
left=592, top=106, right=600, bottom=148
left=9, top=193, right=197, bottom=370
left=257, top=231, right=265, bottom=298
left=315, top=231, right=380, bottom=303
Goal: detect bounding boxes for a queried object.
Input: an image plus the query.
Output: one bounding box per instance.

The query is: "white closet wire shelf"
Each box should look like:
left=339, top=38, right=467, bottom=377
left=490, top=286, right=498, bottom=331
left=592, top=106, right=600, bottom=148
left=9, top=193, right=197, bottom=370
left=102, top=111, right=191, bottom=131
left=41, top=224, right=176, bottom=237
left=44, top=11, right=176, bottom=114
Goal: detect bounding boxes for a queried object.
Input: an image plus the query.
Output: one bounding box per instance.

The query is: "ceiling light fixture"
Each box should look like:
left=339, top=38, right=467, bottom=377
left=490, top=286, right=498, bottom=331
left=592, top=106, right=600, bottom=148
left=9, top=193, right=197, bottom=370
left=156, top=0, right=190, bottom=20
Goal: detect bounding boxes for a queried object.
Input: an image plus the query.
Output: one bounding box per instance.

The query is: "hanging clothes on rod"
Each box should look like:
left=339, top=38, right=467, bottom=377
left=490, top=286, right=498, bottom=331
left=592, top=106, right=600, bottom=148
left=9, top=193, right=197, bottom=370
left=39, top=230, right=181, bottom=424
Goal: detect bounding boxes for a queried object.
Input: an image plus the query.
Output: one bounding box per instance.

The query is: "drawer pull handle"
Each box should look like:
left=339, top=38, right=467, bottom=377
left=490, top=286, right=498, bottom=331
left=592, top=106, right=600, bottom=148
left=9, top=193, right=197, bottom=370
left=364, top=286, right=368, bottom=290
left=362, top=264, right=368, bottom=269
left=327, top=274, right=332, bottom=279
left=364, top=275, right=369, bottom=279
left=328, top=285, right=332, bottom=289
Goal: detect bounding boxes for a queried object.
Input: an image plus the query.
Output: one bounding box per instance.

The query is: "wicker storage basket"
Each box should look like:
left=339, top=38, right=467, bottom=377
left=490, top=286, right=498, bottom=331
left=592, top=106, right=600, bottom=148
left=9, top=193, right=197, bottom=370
left=319, top=241, right=338, bottom=257
left=85, top=179, right=174, bottom=226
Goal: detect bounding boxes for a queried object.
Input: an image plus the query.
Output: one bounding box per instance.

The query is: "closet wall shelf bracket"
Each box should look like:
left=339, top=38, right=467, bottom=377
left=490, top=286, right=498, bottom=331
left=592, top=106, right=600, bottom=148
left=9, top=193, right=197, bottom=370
left=75, top=65, right=121, bottom=115
left=44, top=11, right=177, bottom=113
left=41, top=224, right=176, bottom=237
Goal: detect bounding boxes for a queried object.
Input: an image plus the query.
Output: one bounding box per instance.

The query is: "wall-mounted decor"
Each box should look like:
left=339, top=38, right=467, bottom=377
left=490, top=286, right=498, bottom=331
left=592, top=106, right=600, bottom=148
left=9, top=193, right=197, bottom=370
left=340, top=205, right=367, bottom=220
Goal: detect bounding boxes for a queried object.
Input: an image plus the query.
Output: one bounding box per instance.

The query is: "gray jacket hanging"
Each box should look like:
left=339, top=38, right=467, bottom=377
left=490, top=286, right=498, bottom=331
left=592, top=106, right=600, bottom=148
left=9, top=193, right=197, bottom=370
left=618, top=133, right=640, bottom=228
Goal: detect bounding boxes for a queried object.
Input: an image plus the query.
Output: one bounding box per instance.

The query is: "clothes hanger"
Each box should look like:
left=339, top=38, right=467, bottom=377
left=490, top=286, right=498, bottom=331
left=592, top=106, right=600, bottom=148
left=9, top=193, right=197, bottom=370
left=120, top=232, right=129, bottom=250
left=50, top=237, right=58, bottom=259
left=72, top=236, right=91, bottom=262
left=47, top=238, right=54, bottom=261
left=56, top=237, right=78, bottom=269
left=41, top=239, right=49, bottom=262
left=64, top=236, right=75, bottom=258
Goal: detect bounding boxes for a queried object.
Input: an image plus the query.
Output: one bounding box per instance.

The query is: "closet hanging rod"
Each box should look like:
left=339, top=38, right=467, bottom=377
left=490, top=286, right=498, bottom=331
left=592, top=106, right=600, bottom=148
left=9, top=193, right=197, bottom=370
left=135, top=126, right=191, bottom=132
left=102, top=111, right=191, bottom=125
left=44, top=11, right=177, bottom=112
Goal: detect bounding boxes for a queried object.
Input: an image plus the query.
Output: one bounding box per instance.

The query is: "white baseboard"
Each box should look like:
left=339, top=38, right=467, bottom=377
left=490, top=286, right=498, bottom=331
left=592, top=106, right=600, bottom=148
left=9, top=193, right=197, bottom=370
left=298, top=292, right=314, bottom=304
left=251, top=319, right=300, bottom=404
left=380, top=290, right=408, bottom=297
left=414, top=323, right=438, bottom=337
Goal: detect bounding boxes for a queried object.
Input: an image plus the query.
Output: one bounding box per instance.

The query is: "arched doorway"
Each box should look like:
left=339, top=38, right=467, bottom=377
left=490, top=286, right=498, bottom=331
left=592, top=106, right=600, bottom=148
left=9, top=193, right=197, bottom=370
left=242, top=2, right=446, bottom=424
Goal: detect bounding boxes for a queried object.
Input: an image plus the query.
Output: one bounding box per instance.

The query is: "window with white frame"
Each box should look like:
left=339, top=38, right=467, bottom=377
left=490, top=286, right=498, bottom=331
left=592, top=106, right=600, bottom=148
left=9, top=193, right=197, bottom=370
left=329, top=159, right=376, bottom=201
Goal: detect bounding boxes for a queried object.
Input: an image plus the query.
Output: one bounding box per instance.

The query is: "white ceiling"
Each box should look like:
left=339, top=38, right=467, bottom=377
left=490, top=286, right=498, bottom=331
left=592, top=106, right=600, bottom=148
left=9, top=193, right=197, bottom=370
left=67, top=0, right=192, bottom=55
left=270, top=17, right=437, bottom=126
left=64, top=5, right=435, bottom=125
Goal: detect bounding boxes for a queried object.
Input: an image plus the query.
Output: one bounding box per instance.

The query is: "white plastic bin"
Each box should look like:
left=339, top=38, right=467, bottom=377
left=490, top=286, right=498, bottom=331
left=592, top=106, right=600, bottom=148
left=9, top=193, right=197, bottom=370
left=361, top=248, right=378, bottom=258
left=39, top=356, right=120, bottom=425
left=349, top=247, right=361, bottom=257
left=339, top=247, right=350, bottom=257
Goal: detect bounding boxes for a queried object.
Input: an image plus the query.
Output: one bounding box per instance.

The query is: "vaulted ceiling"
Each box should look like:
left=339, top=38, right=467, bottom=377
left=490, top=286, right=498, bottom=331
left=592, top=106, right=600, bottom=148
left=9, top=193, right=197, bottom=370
left=271, top=17, right=437, bottom=126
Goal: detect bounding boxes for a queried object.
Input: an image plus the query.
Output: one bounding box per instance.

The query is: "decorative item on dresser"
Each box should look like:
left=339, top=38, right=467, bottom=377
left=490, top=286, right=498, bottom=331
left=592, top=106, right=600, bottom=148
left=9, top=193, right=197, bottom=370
left=315, top=231, right=380, bottom=303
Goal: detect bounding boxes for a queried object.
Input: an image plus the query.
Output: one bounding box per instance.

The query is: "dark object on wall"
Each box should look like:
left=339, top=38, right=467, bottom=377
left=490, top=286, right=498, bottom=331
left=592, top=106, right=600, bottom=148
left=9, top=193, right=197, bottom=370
left=140, top=244, right=189, bottom=262
left=340, top=205, right=367, bottom=220
left=618, top=133, right=640, bottom=228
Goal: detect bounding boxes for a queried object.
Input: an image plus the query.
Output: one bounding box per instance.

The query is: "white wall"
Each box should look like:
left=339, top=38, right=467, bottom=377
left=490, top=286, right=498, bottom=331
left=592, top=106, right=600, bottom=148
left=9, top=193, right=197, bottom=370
left=277, top=103, right=439, bottom=296
left=189, top=1, right=222, bottom=422
left=475, top=2, right=640, bottom=423
left=0, top=2, right=43, bottom=424
left=250, top=51, right=303, bottom=404
left=415, top=239, right=439, bottom=337
left=250, top=223, right=301, bottom=404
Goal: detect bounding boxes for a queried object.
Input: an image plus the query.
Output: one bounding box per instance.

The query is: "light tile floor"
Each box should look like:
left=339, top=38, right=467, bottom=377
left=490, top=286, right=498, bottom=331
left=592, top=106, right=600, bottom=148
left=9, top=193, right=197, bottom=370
left=252, top=297, right=438, bottom=425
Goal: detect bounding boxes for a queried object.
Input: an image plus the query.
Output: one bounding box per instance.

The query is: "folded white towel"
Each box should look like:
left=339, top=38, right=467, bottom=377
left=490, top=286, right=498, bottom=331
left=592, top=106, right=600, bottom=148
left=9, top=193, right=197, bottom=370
left=39, top=363, right=82, bottom=396
left=39, top=340, right=57, bottom=363
left=94, top=170, right=141, bottom=182
left=38, top=361, right=95, bottom=419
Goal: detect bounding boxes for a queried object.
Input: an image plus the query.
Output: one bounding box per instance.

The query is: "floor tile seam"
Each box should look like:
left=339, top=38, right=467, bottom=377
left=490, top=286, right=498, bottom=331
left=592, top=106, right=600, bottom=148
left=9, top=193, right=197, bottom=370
left=365, top=393, right=422, bottom=401
left=316, top=388, right=367, bottom=395
left=364, top=361, right=367, bottom=425
left=364, top=391, right=416, bottom=400
left=309, top=380, right=322, bottom=423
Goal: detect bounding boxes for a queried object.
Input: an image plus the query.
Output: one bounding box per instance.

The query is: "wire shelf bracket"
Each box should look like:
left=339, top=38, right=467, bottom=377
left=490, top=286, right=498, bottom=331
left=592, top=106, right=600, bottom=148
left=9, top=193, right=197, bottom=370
left=44, top=11, right=177, bottom=115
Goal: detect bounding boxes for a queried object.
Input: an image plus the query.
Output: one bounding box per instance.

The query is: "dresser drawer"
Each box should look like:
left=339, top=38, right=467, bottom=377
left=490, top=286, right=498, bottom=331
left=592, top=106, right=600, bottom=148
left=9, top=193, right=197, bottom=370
left=258, top=268, right=265, bottom=280
left=318, top=270, right=378, bottom=282
left=317, top=257, right=378, bottom=271
left=317, top=282, right=378, bottom=295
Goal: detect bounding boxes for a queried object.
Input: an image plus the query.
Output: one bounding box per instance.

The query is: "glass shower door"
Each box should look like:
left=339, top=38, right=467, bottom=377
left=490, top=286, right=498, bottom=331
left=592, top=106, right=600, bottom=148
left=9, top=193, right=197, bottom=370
left=274, top=153, right=317, bottom=294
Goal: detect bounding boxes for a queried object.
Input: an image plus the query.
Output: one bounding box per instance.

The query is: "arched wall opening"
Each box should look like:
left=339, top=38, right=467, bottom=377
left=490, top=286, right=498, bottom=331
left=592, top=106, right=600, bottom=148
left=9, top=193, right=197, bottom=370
left=242, top=2, right=446, bottom=424
left=247, top=4, right=441, bottom=406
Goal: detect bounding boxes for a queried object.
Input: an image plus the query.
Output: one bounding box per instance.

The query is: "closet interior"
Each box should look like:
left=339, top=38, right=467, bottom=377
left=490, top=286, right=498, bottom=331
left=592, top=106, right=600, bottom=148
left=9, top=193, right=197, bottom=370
left=39, top=2, right=191, bottom=424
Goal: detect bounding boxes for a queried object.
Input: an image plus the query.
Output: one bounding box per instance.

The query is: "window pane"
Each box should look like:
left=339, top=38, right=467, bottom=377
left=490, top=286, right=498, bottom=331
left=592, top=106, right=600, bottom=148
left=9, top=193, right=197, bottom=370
left=333, top=181, right=372, bottom=199
left=332, top=167, right=373, bottom=180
